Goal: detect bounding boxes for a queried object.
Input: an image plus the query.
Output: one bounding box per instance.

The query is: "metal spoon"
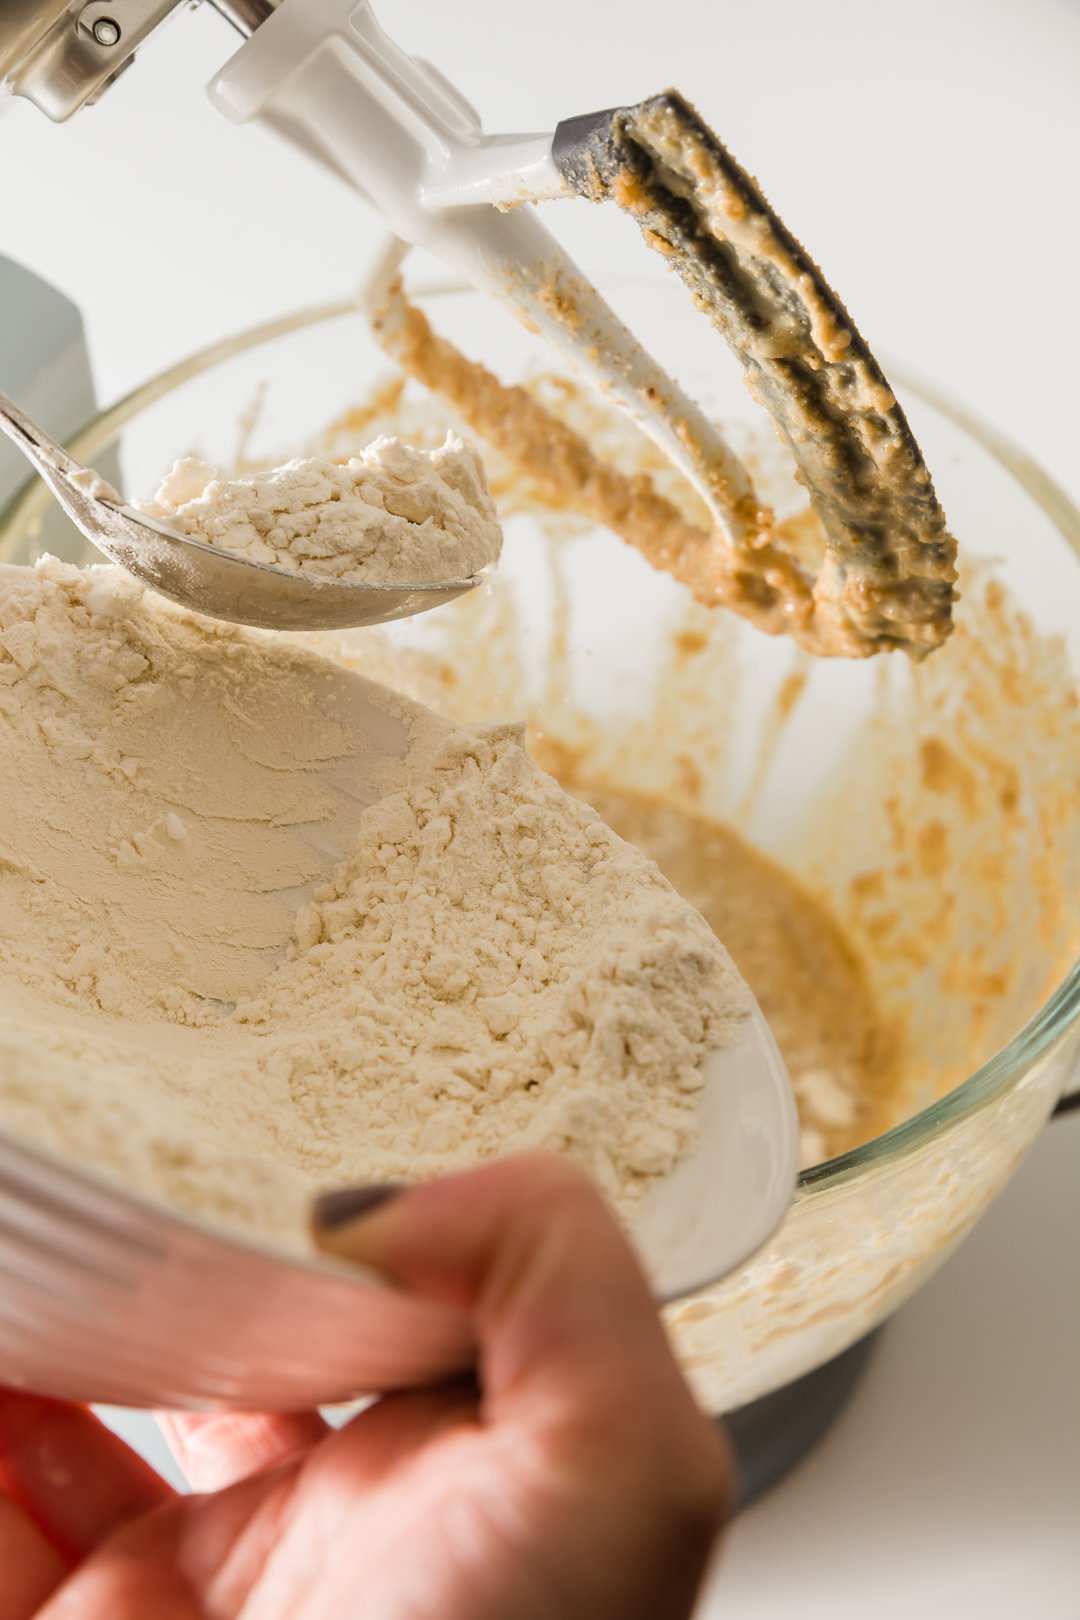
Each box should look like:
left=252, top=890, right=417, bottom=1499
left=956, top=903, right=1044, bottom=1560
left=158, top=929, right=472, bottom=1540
left=0, top=387, right=480, bottom=631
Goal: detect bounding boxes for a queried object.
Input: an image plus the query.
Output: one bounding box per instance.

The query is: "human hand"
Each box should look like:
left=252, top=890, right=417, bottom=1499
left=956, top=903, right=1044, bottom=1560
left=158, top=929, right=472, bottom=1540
left=0, top=1154, right=733, bottom=1619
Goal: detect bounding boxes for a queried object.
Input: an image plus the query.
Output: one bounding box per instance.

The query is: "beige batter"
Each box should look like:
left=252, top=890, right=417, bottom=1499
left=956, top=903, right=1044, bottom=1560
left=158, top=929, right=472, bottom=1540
left=570, top=785, right=889, bottom=1167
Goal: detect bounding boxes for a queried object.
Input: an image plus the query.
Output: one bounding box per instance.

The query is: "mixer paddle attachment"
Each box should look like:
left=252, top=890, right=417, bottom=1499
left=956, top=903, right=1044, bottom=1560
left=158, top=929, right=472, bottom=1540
left=549, top=92, right=957, bottom=657
left=209, top=0, right=956, bottom=656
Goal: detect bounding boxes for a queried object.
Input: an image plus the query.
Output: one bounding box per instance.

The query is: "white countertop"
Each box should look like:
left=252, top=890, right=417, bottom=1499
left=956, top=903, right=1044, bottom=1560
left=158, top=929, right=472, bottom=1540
left=2, top=0, right=1078, bottom=1611
left=701, top=1112, right=1080, bottom=1619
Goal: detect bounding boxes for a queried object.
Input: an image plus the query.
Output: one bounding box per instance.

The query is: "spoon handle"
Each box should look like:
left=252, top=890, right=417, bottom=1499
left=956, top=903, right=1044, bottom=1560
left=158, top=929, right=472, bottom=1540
left=0, top=384, right=122, bottom=560
left=0, top=386, right=85, bottom=483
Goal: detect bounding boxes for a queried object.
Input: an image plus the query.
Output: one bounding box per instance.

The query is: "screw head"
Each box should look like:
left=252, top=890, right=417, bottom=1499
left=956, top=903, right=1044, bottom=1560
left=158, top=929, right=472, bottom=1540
left=91, top=16, right=122, bottom=45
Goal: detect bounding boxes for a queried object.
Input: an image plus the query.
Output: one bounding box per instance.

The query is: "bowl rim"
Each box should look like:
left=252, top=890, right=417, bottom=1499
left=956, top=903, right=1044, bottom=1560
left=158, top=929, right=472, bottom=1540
left=3, top=286, right=1078, bottom=1203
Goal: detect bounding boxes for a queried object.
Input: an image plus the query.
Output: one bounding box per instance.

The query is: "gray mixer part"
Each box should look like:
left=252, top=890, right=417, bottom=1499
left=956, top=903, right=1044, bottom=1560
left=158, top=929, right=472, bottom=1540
left=0, top=255, right=100, bottom=561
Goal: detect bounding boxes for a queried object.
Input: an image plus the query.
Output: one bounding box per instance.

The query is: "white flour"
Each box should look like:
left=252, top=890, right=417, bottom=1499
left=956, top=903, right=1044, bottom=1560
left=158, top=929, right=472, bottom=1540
left=137, top=433, right=502, bottom=585
left=0, top=559, right=749, bottom=1249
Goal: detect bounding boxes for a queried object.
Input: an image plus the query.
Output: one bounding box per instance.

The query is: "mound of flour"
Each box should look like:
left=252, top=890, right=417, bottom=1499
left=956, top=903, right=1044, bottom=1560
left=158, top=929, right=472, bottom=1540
left=137, top=433, right=501, bottom=585
left=0, top=559, right=749, bottom=1249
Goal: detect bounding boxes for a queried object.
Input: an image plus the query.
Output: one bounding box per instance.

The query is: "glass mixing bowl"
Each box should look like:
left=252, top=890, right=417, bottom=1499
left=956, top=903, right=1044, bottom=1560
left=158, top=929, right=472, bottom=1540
left=2, top=279, right=1077, bottom=1414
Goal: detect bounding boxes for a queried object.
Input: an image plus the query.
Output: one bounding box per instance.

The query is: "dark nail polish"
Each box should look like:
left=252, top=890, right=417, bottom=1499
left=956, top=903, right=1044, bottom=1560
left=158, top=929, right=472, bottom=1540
left=312, top=1183, right=404, bottom=1230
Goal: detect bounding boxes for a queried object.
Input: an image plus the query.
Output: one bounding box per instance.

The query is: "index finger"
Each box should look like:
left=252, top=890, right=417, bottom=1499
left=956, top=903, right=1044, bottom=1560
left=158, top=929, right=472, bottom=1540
left=0, top=1391, right=173, bottom=1566
left=157, top=1410, right=327, bottom=1492
left=314, top=1156, right=700, bottom=1432
left=0, top=1486, right=67, bottom=1620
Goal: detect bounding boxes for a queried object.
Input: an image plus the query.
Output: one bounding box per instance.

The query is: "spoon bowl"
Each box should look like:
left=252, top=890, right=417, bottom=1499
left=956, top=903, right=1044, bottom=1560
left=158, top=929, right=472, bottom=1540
left=0, top=386, right=480, bottom=630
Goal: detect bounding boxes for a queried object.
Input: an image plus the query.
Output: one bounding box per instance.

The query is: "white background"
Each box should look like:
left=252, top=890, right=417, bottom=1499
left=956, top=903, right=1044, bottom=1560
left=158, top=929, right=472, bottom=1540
left=2, top=0, right=1079, bottom=1613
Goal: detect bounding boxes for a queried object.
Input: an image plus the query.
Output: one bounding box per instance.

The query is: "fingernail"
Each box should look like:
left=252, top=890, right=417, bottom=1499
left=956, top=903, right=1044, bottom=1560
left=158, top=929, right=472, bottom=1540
left=312, top=1183, right=405, bottom=1231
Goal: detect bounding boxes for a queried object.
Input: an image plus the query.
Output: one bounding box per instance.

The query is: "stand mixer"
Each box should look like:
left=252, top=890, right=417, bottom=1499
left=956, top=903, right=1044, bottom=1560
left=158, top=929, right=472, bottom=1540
left=1, top=0, right=957, bottom=659
left=2, top=6, right=1080, bottom=1519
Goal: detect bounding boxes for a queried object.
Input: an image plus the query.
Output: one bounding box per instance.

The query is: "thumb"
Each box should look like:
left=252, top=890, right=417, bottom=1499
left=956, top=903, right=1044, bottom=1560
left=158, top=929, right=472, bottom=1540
left=311, top=1153, right=713, bottom=1446
left=312, top=1155, right=734, bottom=1619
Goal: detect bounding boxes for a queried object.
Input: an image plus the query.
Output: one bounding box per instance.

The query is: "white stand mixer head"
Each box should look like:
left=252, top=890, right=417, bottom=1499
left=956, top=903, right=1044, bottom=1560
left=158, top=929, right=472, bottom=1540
left=208, top=0, right=757, bottom=549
